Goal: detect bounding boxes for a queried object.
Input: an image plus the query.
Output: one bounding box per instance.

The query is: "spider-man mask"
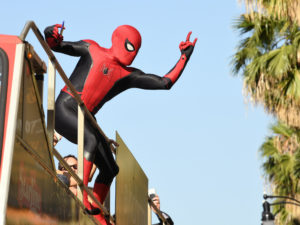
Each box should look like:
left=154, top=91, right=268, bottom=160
left=111, top=25, right=142, bottom=66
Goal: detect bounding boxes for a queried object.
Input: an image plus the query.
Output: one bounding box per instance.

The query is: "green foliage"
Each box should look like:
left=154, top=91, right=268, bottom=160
left=232, top=13, right=300, bottom=127
left=236, top=1, right=300, bottom=225
left=260, top=122, right=300, bottom=224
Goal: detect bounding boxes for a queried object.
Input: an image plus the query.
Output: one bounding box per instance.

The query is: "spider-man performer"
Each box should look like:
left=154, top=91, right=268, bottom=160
left=44, top=23, right=197, bottom=224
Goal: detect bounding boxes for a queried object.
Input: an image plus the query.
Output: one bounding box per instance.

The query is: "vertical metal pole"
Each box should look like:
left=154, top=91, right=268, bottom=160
left=148, top=203, right=152, bottom=225
left=47, top=59, right=55, bottom=150
left=77, top=105, right=84, bottom=202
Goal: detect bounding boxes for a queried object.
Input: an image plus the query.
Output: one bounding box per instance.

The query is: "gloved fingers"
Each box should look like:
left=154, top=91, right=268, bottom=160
left=54, top=24, right=63, bottom=29
left=51, top=26, right=59, bottom=36
left=55, top=23, right=66, bottom=33
left=51, top=24, right=64, bottom=40
left=193, top=37, right=198, bottom=46
left=53, top=24, right=65, bottom=33
left=179, top=41, right=185, bottom=48
left=179, top=41, right=193, bottom=50
left=52, top=32, right=63, bottom=41
left=186, top=31, right=197, bottom=46
left=186, top=31, right=192, bottom=42
left=57, top=35, right=64, bottom=42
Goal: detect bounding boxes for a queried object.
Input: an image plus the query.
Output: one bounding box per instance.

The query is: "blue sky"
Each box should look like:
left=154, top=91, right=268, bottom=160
left=1, top=1, right=275, bottom=224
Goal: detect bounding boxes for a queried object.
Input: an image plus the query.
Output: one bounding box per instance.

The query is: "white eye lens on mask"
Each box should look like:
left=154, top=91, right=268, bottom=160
left=125, top=39, right=135, bottom=52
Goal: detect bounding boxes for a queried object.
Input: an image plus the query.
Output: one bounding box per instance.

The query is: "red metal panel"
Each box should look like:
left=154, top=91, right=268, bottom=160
left=0, top=35, right=22, bottom=178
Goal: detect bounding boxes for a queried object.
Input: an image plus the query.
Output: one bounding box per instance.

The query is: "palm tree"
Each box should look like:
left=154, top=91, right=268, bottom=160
left=234, top=2, right=300, bottom=224
left=232, top=13, right=300, bottom=128
left=240, top=0, right=300, bottom=25
left=261, top=122, right=300, bottom=225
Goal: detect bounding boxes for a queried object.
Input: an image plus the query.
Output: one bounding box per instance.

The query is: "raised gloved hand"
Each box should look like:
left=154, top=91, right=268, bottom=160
left=179, top=32, right=197, bottom=60
left=44, top=24, right=64, bottom=48
left=163, top=32, right=197, bottom=85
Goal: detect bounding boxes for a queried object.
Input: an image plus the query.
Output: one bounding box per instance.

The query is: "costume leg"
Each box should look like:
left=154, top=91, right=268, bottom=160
left=92, top=144, right=118, bottom=204
left=91, top=137, right=119, bottom=224
left=55, top=92, right=100, bottom=215
left=93, top=134, right=119, bottom=185
left=55, top=92, right=79, bottom=143
left=92, top=183, right=111, bottom=225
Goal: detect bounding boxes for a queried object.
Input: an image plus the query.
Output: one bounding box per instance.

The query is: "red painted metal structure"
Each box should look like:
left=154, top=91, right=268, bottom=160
left=0, top=35, right=22, bottom=177
left=0, top=35, right=98, bottom=225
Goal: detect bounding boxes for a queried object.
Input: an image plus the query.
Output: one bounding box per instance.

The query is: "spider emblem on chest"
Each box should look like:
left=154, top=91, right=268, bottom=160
left=103, top=67, right=109, bottom=75
left=102, top=65, right=113, bottom=76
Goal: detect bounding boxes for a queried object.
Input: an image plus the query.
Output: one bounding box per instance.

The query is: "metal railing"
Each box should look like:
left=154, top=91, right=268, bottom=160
left=20, top=20, right=114, bottom=225
left=19, top=20, right=170, bottom=225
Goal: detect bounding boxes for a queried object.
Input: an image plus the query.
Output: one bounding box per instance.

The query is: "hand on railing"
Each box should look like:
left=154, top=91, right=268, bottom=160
left=44, top=24, right=64, bottom=48
left=151, top=194, right=160, bottom=214
left=148, top=195, right=173, bottom=225
left=108, top=139, right=119, bottom=153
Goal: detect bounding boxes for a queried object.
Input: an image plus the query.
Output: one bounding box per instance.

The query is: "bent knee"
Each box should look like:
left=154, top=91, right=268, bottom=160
left=111, top=165, right=119, bottom=178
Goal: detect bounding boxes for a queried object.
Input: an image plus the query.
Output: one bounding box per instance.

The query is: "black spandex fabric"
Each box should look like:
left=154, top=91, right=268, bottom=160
left=55, top=92, right=119, bottom=184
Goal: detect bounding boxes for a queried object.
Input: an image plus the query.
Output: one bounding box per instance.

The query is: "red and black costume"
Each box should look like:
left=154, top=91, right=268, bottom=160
left=44, top=24, right=196, bottom=224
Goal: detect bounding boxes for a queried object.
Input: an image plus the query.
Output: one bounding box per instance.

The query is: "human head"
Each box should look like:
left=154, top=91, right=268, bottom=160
left=111, top=25, right=142, bottom=66
left=58, top=154, right=78, bottom=173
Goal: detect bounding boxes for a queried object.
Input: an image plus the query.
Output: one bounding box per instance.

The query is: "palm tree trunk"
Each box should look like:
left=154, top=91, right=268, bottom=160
left=285, top=194, right=300, bottom=221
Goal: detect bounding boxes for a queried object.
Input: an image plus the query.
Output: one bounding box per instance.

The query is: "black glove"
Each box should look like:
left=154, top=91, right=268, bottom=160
left=44, top=24, right=64, bottom=48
